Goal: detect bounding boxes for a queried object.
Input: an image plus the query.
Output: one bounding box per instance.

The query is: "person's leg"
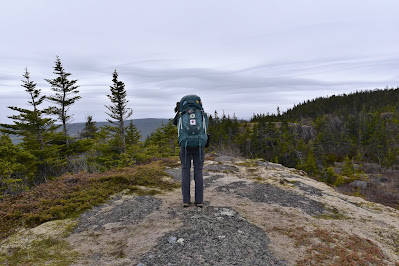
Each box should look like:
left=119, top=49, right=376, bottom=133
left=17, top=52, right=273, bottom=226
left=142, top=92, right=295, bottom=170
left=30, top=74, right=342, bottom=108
left=180, top=147, right=191, bottom=204
left=192, top=147, right=205, bottom=204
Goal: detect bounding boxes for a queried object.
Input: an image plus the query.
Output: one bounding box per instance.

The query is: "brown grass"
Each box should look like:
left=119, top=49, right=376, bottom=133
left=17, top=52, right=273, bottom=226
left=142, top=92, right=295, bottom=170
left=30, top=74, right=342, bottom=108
left=0, top=160, right=179, bottom=242
left=268, top=225, right=387, bottom=265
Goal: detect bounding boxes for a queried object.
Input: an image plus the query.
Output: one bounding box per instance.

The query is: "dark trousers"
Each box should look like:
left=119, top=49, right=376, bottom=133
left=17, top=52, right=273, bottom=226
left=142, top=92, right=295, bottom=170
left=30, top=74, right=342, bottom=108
left=180, top=146, right=205, bottom=204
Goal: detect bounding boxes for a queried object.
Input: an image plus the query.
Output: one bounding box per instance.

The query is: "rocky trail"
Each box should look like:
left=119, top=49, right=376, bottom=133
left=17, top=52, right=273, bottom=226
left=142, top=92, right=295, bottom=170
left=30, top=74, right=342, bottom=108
left=2, top=154, right=399, bottom=265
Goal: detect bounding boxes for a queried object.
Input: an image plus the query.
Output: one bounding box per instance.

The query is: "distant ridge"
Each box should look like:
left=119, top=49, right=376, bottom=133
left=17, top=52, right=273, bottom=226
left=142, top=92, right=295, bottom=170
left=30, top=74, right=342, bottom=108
left=8, top=118, right=170, bottom=144
left=281, top=87, right=399, bottom=120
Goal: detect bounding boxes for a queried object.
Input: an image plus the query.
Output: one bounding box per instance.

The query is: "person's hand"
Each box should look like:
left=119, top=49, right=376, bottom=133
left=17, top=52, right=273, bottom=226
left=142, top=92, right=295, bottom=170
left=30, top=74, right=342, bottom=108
left=174, top=102, right=180, bottom=113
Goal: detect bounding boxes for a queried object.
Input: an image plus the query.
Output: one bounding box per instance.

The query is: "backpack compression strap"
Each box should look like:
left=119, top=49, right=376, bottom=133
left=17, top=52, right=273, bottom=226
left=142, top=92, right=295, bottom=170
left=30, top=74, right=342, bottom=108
left=177, top=113, right=182, bottom=137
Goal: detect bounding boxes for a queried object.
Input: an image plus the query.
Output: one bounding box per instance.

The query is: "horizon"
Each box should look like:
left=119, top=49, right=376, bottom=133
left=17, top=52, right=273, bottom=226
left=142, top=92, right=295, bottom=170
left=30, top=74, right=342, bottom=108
left=3, top=86, right=399, bottom=124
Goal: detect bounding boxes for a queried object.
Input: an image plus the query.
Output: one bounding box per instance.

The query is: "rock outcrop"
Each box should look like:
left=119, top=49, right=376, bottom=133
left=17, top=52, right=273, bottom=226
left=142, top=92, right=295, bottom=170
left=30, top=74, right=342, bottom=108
left=2, top=154, right=399, bottom=265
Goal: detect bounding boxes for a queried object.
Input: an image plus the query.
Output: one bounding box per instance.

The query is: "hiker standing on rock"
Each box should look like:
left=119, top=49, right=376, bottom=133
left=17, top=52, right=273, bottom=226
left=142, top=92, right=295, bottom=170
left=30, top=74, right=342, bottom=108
left=173, top=95, right=209, bottom=208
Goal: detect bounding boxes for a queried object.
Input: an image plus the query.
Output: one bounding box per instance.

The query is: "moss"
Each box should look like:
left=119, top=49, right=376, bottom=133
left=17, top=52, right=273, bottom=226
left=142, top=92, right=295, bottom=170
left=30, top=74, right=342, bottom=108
left=316, top=210, right=349, bottom=220
left=0, top=236, right=79, bottom=265
left=251, top=177, right=264, bottom=182
left=0, top=219, right=80, bottom=265
left=222, top=170, right=237, bottom=174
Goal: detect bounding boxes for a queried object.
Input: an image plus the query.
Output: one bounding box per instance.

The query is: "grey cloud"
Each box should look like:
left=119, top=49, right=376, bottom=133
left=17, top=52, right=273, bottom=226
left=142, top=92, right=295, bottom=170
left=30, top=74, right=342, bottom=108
left=1, top=0, right=398, bottom=122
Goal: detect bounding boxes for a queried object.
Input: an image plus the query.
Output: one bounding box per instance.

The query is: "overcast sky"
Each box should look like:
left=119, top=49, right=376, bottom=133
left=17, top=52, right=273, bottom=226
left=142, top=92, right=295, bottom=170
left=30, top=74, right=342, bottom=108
left=1, top=0, right=398, bottom=123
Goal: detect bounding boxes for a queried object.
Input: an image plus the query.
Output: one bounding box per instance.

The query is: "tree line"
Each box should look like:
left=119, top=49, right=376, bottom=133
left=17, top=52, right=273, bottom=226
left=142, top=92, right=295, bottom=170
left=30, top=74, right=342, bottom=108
left=0, top=56, right=178, bottom=199
left=207, top=87, right=399, bottom=185
left=2, top=56, right=398, bottom=197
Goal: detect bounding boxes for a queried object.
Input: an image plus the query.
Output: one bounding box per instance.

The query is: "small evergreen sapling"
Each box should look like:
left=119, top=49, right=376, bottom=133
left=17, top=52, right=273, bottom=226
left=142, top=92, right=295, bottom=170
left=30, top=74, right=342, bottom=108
left=80, top=115, right=98, bottom=139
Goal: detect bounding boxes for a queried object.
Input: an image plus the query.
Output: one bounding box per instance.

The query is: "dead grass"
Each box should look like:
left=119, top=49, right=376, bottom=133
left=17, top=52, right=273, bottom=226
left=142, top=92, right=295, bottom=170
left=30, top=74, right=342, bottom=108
left=268, top=225, right=387, bottom=265
left=0, top=160, right=179, bottom=242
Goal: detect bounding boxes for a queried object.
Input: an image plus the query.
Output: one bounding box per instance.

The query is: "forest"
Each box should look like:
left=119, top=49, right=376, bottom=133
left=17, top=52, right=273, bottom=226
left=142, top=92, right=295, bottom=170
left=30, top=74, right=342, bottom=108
left=1, top=56, right=399, bottom=207
left=209, top=88, right=399, bottom=177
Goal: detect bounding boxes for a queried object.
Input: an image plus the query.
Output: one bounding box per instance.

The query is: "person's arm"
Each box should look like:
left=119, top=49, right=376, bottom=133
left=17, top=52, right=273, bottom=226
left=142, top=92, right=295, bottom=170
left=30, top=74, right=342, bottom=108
left=173, top=113, right=179, bottom=125
left=173, top=101, right=180, bottom=125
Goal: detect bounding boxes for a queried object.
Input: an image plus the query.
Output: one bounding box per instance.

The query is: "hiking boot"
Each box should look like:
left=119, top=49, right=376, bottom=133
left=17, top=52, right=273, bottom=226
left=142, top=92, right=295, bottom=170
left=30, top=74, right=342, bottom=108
left=183, top=203, right=190, bottom=208
left=195, top=203, right=203, bottom=208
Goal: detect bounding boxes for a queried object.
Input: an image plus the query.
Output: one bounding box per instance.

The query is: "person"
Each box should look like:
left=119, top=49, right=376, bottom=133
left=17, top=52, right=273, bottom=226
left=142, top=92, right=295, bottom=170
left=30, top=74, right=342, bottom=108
left=173, top=96, right=208, bottom=208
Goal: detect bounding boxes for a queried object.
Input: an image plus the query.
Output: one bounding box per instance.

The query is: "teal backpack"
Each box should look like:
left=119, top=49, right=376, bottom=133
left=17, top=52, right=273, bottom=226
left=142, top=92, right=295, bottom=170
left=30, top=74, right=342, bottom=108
left=177, top=95, right=209, bottom=149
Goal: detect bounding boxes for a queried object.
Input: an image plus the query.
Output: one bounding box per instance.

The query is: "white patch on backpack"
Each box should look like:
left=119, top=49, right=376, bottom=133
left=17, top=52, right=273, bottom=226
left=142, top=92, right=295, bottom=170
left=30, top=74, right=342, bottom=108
left=190, top=119, right=196, bottom=125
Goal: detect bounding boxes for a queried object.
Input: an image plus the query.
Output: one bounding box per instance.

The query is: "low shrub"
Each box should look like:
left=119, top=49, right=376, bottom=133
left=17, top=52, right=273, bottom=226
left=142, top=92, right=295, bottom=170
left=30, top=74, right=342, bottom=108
left=0, top=160, right=179, bottom=241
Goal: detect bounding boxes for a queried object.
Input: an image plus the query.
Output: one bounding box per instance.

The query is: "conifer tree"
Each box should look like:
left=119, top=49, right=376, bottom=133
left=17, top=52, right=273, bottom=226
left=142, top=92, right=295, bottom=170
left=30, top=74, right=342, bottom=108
left=105, top=70, right=133, bottom=153
left=80, top=115, right=98, bottom=139
left=45, top=56, right=81, bottom=142
left=0, top=68, right=60, bottom=180
left=0, top=134, right=36, bottom=197
left=144, top=120, right=178, bottom=156
left=125, top=120, right=141, bottom=146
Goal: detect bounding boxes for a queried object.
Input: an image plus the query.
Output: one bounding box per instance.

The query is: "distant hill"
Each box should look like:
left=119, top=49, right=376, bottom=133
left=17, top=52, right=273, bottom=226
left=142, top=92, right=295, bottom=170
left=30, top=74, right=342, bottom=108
left=251, top=87, right=399, bottom=123
left=280, top=87, right=399, bottom=121
left=8, top=118, right=170, bottom=144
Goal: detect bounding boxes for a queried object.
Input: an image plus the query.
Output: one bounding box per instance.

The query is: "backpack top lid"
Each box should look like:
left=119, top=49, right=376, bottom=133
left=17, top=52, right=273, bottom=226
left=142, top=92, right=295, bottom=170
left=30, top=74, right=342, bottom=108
left=179, top=95, right=203, bottom=112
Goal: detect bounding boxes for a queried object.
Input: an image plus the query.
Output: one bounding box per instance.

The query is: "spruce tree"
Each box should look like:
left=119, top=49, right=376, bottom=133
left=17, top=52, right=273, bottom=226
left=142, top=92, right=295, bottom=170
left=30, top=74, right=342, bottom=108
left=125, top=120, right=141, bottom=146
left=105, top=70, right=133, bottom=153
left=0, top=134, right=36, bottom=197
left=45, top=56, right=81, bottom=142
left=80, top=115, right=98, bottom=139
left=0, top=68, right=60, bottom=181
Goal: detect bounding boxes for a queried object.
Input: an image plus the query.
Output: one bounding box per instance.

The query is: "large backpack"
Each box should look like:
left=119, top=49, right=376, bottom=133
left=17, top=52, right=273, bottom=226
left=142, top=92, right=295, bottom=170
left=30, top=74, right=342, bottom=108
left=177, top=95, right=208, bottom=148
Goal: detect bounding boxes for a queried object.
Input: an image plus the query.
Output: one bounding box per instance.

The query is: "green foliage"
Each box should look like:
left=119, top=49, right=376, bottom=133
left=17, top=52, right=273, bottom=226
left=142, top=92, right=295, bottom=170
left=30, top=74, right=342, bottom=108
left=45, top=56, right=81, bottom=141
left=90, top=123, right=144, bottom=168
left=125, top=120, right=141, bottom=145
left=145, top=120, right=178, bottom=157
left=79, top=115, right=98, bottom=139
left=342, top=156, right=355, bottom=177
left=322, top=166, right=338, bottom=185
left=334, top=175, right=346, bottom=186
left=237, top=87, right=399, bottom=186
left=301, top=147, right=319, bottom=176
left=105, top=70, right=133, bottom=153
left=0, top=134, right=36, bottom=198
left=0, top=68, right=62, bottom=181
